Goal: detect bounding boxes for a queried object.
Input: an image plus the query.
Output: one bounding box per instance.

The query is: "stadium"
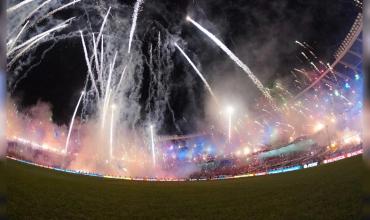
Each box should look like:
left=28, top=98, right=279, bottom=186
left=4, top=0, right=368, bottom=219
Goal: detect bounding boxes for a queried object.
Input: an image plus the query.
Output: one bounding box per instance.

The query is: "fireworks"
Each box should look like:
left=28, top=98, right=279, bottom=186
left=5, top=1, right=364, bottom=180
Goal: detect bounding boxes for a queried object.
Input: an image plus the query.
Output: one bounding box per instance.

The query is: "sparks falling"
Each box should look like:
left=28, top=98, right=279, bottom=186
left=128, top=0, right=144, bottom=54
left=65, top=91, right=85, bottom=153
left=174, top=42, right=218, bottom=104
left=186, top=16, right=274, bottom=107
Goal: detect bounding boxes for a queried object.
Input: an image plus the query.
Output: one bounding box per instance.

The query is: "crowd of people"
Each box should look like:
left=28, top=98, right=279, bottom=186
left=6, top=135, right=363, bottom=180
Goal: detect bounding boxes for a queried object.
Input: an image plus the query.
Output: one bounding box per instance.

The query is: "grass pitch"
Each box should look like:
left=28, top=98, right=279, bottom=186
left=7, top=156, right=367, bottom=219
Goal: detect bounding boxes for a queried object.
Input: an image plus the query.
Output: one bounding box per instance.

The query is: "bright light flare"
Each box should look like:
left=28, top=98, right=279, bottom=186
left=330, top=142, right=337, bottom=148
left=343, top=134, right=361, bottom=145
left=313, top=122, right=325, bottom=133
left=243, top=147, right=250, bottom=155
left=227, top=106, right=234, bottom=114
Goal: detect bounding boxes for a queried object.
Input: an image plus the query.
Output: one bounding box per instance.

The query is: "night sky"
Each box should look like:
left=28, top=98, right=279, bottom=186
left=9, top=0, right=360, bottom=134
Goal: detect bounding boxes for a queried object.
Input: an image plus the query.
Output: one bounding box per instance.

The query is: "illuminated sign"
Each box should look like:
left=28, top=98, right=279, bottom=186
left=303, top=162, right=318, bottom=169
left=268, top=165, right=302, bottom=174
left=346, top=149, right=363, bottom=157
left=323, top=155, right=345, bottom=164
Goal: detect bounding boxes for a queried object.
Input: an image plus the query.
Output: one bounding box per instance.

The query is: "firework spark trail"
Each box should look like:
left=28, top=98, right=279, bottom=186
left=116, top=64, right=128, bottom=91
left=8, top=0, right=80, bottom=43
left=80, top=30, right=100, bottom=98
left=100, top=88, right=113, bottom=131
left=92, top=34, right=101, bottom=82
left=99, top=35, right=104, bottom=87
left=174, top=42, right=218, bottom=104
left=77, top=7, right=111, bottom=96
left=157, top=31, right=161, bottom=61
left=8, top=17, right=75, bottom=57
left=149, top=43, right=153, bottom=66
left=340, top=94, right=351, bottom=103
left=128, top=0, right=144, bottom=54
left=295, top=40, right=306, bottom=48
left=102, top=52, right=118, bottom=129
left=38, top=0, right=82, bottom=23
left=92, top=7, right=111, bottom=73
left=149, top=42, right=162, bottom=122
left=295, top=41, right=317, bottom=59
left=294, top=68, right=308, bottom=75
left=65, top=91, right=85, bottom=153
left=326, top=62, right=339, bottom=83
left=7, top=33, right=50, bottom=68
left=308, top=49, right=318, bottom=59
left=186, top=16, right=274, bottom=107
left=146, top=31, right=181, bottom=132
left=6, top=0, right=37, bottom=14
left=25, top=0, right=53, bottom=21
left=310, top=62, right=320, bottom=72
left=7, top=31, right=48, bottom=57
left=146, top=43, right=154, bottom=115
left=145, top=43, right=156, bottom=122
left=7, top=20, right=75, bottom=68
left=11, top=40, right=57, bottom=92
left=106, top=52, right=118, bottom=99
left=150, top=125, right=156, bottom=166
left=301, top=52, right=309, bottom=61
left=319, top=60, right=326, bottom=68
left=110, top=105, right=115, bottom=159
left=8, top=21, right=30, bottom=51
left=101, top=88, right=110, bottom=129
left=293, top=68, right=312, bottom=87
left=116, top=57, right=131, bottom=92
left=167, top=102, right=182, bottom=133
left=276, top=122, right=296, bottom=138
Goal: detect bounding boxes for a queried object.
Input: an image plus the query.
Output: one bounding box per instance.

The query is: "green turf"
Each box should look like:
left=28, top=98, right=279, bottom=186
left=6, top=156, right=367, bottom=220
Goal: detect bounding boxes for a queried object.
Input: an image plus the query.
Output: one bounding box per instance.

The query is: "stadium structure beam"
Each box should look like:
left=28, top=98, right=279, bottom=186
left=339, top=60, right=362, bottom=73
left=348, top=50, right=362, bottom=59
left=332, top=70, right=351, bottom=81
